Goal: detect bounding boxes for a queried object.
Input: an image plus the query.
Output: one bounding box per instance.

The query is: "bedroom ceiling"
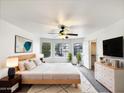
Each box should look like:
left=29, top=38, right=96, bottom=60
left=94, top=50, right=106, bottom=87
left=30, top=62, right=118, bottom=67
left=0, top=0, right=124, bottom=38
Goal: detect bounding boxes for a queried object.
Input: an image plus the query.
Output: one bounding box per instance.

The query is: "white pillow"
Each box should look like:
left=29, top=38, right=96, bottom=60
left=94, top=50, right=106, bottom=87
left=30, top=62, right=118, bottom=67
left=24, top=61, right=36, bottom=70
left=34, top=59, right=42, bottom=66
left=18, top=61, right=26, bottom=71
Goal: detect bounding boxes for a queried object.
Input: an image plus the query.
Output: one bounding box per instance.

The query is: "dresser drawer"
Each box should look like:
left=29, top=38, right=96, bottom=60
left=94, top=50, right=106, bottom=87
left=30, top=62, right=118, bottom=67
left=105, top=78, right=114, bottom=86
left=95, top=62, right=124, bottom=93
left=105, top=83, right=114, bottom=92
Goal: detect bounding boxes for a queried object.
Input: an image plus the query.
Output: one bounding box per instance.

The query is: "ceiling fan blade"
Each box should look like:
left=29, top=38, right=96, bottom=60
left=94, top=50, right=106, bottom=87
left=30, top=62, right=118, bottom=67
left=67, top=33, right=78, bottom=36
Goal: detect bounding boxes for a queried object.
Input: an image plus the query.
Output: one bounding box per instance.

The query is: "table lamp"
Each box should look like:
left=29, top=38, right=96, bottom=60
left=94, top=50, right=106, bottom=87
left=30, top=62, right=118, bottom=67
left=40, top=54, right=44, bottom=62
left=6, top=57, right=18, bottom=79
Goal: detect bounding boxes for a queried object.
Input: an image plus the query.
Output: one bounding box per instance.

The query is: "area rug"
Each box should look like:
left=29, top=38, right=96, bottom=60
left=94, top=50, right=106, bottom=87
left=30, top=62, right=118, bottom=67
left=28, top=84, right=81, bottom=93
left=28, top=69, right=98, bottom=93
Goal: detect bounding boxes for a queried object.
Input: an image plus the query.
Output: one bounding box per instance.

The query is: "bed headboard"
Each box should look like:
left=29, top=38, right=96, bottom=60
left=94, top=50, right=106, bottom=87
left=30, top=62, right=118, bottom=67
left=8, top=54, right=36, bottom=71
left=8, top=53, right=36, bottom=61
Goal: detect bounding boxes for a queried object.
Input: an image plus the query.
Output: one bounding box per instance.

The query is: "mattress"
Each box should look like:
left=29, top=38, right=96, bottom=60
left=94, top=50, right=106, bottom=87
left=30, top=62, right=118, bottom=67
left=17, top=63, right=80, bottom=80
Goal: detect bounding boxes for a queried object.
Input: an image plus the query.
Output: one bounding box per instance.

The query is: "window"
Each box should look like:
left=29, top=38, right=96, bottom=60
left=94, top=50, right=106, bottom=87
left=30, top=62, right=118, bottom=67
left=42, top=42, right=51, bottom=58
left=55, top=43, right=69, bottom=57
left=74, top=43, right=82, bottom=56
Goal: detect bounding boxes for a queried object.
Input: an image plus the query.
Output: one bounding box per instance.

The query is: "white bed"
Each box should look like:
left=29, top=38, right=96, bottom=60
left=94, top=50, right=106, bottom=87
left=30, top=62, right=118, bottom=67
left=10, top=54, right=81, bottom=87
left=17, top=63, right=80, bottom=81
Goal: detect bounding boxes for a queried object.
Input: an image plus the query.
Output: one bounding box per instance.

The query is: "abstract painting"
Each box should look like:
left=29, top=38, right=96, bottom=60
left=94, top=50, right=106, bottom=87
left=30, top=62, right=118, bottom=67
left=15, top=35, right=33, bottom=53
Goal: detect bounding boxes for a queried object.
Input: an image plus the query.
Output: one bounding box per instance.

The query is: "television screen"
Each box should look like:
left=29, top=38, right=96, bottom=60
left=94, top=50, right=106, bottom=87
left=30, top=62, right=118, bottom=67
left=103, top=36, right=123, bottom=57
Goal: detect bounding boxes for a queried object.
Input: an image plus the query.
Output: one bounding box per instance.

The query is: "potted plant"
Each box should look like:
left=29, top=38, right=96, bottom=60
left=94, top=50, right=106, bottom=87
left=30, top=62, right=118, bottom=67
left=76, top=52, right=81, bottom=65
left=67, top=52, right=72, bottom=62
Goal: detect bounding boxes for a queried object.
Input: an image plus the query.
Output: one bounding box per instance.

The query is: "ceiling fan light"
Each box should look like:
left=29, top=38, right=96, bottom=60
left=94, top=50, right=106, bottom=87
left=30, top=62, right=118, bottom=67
left=64, top=30, right=68, bottom=35
left=59, top=35, right=65, bottom=39
left=59, top=30, right=64, bottom=35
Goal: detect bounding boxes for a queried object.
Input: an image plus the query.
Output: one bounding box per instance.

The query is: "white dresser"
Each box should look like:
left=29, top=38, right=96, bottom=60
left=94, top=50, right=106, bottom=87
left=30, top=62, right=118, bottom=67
left=95, top=62, right=124, bottom=93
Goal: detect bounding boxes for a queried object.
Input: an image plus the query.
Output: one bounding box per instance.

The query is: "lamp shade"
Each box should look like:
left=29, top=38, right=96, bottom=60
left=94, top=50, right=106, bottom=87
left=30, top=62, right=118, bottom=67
left=6, top=57, right=18, bottom=67
left=40, top=54, right=44, bottom=58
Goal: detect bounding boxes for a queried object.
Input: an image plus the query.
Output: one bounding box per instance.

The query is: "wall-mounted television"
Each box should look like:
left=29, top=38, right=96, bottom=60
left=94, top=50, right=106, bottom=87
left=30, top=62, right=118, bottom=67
left=103, top=36, right=123, bottom=57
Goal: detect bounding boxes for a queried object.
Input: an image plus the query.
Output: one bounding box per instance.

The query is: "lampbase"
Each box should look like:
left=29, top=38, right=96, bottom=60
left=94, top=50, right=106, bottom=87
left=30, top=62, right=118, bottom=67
left=40, top=58, right=43, bottom=62
left=8, top=67, right=15, bottom=79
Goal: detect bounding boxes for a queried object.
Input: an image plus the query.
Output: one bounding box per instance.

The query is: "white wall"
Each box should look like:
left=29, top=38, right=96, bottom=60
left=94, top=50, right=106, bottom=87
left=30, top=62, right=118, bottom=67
left=0, top=19, right=40, bottom=68
left=83, top=19, right=124, bottom=69
left=83, top=40, right=90, bottom=68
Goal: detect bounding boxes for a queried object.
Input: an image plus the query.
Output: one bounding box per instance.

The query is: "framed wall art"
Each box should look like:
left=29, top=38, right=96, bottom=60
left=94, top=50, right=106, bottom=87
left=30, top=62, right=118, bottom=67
left=15, top=35, right=33, bottom=53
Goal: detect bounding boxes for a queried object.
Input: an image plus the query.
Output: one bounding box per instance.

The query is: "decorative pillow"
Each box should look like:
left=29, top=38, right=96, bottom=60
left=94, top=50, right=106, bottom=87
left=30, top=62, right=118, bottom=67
left=18, top=61, right=26, bottom=71
left=29, top=59, right=35, bottom=62
left=24, top=61, right=36, bottom=70
left=34, top=59, right=42, bottom=66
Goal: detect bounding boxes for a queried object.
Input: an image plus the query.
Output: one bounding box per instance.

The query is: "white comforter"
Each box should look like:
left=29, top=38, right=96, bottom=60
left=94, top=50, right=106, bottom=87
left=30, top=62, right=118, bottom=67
left=17, top=63, right=80, bottom=80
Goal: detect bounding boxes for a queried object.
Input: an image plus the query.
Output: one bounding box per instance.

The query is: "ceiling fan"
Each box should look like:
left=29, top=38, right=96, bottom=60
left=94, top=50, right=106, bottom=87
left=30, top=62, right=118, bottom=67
left=39, top=12, right=83, bottom=39
left=48, top=24, right=78, bottom=39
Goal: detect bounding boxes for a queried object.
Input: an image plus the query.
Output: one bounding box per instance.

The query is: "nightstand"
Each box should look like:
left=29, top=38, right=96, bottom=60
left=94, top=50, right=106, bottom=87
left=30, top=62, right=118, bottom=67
left=0, top=75, right=21, bottom=93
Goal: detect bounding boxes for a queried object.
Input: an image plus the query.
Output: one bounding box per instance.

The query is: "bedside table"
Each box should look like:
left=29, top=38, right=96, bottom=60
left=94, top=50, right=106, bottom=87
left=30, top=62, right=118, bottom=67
left=0, top=75, right=21, bottom=93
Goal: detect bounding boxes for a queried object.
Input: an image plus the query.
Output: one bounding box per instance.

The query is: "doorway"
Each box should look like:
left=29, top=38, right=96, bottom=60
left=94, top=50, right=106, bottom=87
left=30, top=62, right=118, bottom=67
left=90, top=41, right=97, bottom=70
